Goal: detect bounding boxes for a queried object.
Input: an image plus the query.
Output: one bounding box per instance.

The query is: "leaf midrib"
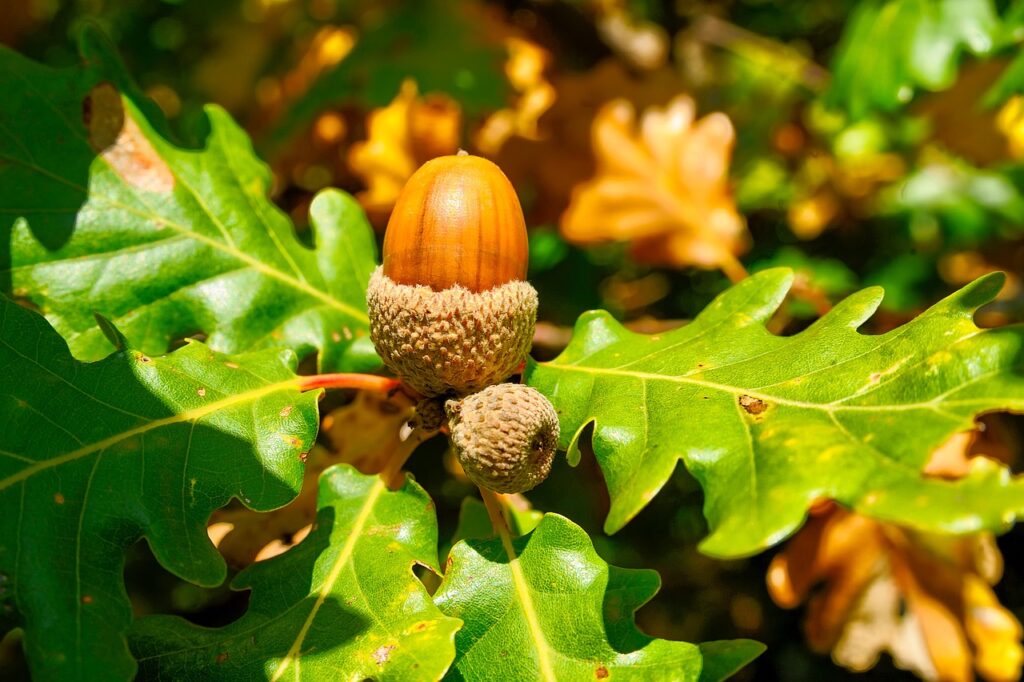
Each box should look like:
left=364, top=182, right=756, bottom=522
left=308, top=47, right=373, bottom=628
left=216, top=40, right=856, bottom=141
left=543, top=362, right=1008, bottom=416
left=270, top=478, right=385, bottom=681
left=0, top=377, right=303, bottom=490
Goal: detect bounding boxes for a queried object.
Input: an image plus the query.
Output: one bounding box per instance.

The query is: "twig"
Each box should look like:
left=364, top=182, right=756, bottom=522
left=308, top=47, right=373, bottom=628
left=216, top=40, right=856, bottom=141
left=297, top=373, right=402, bottom=394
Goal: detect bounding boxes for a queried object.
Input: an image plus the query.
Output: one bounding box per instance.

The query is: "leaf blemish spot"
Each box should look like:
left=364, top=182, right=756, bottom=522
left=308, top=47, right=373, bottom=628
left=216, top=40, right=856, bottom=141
left=739, top=395, right=768, bottom=415
left=225, top=362, right=240, bottom=369
left=596, top=665, right=610, bottom=679
left=54, top=493, right=65, bottom=504
left=197, top=388, right=206, bottom=397
left=81, top=595, right=93, bottom=604
left=280, top=405, right=293, bottom=417
left=372, top=644, right=395, bottom=665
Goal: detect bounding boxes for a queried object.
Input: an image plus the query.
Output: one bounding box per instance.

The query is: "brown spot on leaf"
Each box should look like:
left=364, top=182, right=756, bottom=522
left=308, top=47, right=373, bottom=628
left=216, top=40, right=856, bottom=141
left=373, top=644, right=395, bottom=665
left=215, top=652, right=229, bottom=664
left=85, top=83, right=174, bottom=193
left=225, top=362, right=240, bottom=369
left=279, top=405, right=293, bottom=417
left=54, top=493, right=65, bottom=505
left=298, top=451, right=309, bottom=463
left=197, top=388, right=206, bottom=397
left=739, top=395, right=767, bottom=415
left=81, top=595, right=93, bottom=604
left=85, top=83, right=123, bottom=152
left=596, top=666, right=609, bottom=679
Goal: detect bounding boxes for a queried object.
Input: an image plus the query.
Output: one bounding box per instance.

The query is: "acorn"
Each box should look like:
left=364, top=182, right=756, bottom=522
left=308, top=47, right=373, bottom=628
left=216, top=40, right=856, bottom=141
left=367, top=153, right=538, bottom=397
left=446, top=384, right=559, bottom=493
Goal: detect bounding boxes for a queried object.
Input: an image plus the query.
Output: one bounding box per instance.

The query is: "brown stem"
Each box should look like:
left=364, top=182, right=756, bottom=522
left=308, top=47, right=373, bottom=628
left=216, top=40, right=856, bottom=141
left=297, top=373, right=402, bottom=394
left=719, top=252, right=750, bottom=284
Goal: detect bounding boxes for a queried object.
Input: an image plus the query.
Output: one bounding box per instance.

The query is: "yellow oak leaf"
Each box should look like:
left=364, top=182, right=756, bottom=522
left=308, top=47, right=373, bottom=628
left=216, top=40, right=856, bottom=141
left=475, top=37, right=556, bottom=154
left=348, top=79, right=462, bottom=215
left=561, top=95, right=749, bottom=278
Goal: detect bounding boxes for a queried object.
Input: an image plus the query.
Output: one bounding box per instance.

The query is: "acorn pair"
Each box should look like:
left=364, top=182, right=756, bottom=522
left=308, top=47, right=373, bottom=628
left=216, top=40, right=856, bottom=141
left=367, top=153, right=559, bottom=494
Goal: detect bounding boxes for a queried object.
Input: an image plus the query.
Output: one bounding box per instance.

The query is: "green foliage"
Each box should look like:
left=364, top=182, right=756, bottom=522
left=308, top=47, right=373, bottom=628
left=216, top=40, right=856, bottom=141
left=0, top=295, right=320, bottom=680
left=435, top=513, right=764, bottom=680
left=0, top=29, right=380, bottom=372
left=526, top=269, right=1024, bottom=556
left=881, top=155, right=1024, bottom=246
left=130, top=465, right=461, bottom=680
left=827, top=0, right=1000, bottom=117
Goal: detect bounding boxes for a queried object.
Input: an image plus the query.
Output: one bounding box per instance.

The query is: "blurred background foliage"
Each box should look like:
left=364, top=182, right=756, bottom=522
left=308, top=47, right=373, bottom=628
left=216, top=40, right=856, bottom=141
left=3, top=1, right=1024, bottom=680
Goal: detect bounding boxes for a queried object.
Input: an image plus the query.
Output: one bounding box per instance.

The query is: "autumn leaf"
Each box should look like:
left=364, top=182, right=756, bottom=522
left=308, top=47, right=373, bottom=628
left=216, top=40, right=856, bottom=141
left=767, top=504, right=1022, bottom=682
left=560, top=95, right=749, bottom=278
left=348, top=79, right=462, bottom=215
left=475, top=37, right=556, bottom=155
left=210, top=390, right=414, bottom=567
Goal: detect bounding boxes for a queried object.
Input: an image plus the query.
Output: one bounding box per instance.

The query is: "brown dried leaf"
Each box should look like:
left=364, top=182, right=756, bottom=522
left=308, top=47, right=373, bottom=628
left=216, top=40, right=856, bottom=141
left=348, top=79, right=462, bottom=216
left=560, top=96, right=749, bottom=276
left=767, top=430, right=1023, bottom=682
left=208, top=392, right=413, bottom=567
left=475, top=37, right=556, bottom=155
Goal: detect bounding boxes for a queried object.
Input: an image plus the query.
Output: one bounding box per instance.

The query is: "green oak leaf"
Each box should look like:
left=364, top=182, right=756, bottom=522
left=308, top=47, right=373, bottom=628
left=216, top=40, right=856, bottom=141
left=434, top=513, right=763, bottom=681
left=131, top=464, right=461, bottom=681
left=826, top=0, right=999, bottom=118
left=526, top=269, right=1024, bottom=557
left=0, top=295, right=320, bottom=681
left=0, top=29, right=379, bottom=372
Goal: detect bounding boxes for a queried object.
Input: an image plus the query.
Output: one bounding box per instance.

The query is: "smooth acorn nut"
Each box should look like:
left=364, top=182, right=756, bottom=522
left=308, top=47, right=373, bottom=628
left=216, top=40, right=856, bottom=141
left=368, top=153, right=539, bottom=397
left=383, top=153, right=529, bottom=293
left=446, top=384, right=559, bottom=494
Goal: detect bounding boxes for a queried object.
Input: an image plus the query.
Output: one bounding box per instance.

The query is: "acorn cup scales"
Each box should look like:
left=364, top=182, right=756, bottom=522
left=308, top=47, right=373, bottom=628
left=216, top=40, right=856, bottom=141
left=367, top=153, right=539, bottom=397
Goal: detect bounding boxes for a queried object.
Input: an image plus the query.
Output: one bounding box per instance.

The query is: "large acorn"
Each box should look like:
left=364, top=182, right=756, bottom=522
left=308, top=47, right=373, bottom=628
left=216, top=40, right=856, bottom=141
left=367, top=153, right=538, bottom=397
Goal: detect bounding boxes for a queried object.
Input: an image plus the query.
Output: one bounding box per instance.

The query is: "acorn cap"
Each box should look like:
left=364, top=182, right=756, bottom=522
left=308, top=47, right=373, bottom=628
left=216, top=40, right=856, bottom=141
left=367, top=267, right=538, bottom=397
left=446, top=384, right=559, bottom=494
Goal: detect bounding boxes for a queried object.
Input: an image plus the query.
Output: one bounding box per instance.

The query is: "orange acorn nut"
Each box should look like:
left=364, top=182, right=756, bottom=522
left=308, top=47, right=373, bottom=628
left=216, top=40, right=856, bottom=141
left=367, top=153, right=539, bottom=397
left=382, top=153, right=529, bottom=292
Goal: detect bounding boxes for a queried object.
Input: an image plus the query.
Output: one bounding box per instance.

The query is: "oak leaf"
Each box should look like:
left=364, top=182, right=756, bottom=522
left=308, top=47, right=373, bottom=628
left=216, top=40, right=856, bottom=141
left=475, top=37, right=556, bottom=154
left=210, top=390, right=414, bottom=567
left=768, top=504, right=1022, bottom=682
left=560, top=96, right=749, bottom=277
left=348, top=79, right=462, bottom=215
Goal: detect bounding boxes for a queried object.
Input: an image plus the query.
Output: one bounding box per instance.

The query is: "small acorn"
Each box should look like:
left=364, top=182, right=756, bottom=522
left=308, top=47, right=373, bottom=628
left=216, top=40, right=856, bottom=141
left=367, top=153, right=538, bottom=397
left=446, top=384, right=559, bottom=494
